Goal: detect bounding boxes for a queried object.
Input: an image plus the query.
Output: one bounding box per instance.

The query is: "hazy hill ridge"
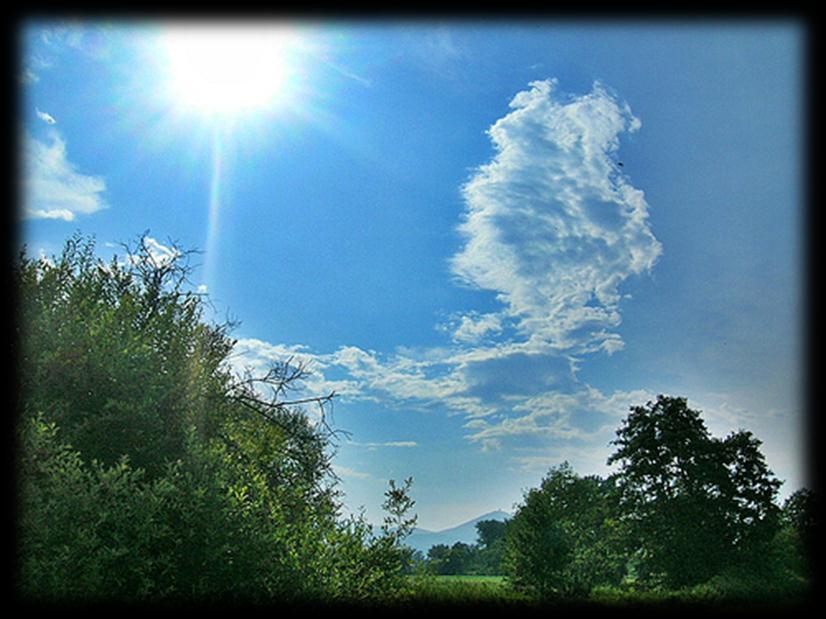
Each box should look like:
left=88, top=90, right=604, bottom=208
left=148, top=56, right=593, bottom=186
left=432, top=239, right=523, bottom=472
left=405, top=510, right=511, bottom=553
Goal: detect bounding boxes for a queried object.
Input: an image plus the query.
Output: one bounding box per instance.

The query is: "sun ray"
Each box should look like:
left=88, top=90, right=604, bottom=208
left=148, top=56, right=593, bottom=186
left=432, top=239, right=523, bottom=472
left=152, top=23, right=304, bottom=294
left=204, top=127, right=224, bottom=293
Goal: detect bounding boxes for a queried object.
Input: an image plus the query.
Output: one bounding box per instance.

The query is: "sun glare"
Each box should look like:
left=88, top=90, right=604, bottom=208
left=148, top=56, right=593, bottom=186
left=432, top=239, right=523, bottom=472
left=159, top=24, right=298, bottom=116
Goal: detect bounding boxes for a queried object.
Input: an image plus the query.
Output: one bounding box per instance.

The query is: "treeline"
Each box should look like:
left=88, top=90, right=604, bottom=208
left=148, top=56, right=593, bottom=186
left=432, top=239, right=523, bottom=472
left=414, top=519, right=507, bottom=576
left=14, top=234, right=417, bottom=605
left=414, top=398, right=816, bottom=604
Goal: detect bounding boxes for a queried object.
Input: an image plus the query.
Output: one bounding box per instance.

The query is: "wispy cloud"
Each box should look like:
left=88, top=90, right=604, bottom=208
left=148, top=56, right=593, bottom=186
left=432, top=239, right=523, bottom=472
left=405, top=25, right=467, bottom=82
left=321, top=55, right=372, bottom=88
left=23, top=23, right=114, bottom=84
left=350, top=440, right=418, bottom=450
left=333, top=464, right=372, bottom=480
left=22, top=130, right=108, bottom=221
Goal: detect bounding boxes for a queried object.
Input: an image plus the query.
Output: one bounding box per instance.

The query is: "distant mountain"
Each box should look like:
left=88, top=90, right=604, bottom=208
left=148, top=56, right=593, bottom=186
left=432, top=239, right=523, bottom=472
left=405, top=510, right=511, bottom=554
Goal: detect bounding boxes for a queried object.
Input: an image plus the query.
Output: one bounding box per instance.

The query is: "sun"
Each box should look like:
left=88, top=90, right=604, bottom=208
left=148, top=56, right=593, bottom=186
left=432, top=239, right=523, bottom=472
left=159, top=24, right=299, bottom=117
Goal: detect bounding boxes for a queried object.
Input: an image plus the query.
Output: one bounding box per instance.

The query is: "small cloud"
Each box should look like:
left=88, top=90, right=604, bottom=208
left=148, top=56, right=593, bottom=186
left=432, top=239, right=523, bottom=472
left=353, top=440, right=418, bottom=450
left=142, top=237, right=181, bottom=266
left=451, top=312, right=504, bottom=344
left=40, top=22, right=111, bottom=59
left=36, top=108, right=57, bottom=124
left=333, top=465, right=372, bottom=480
left=28, top=208, right=74, bottom=221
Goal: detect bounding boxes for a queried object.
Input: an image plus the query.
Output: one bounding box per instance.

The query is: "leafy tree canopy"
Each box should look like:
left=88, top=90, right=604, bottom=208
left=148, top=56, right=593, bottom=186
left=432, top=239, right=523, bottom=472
left=15, top=234, right=416, bottom=603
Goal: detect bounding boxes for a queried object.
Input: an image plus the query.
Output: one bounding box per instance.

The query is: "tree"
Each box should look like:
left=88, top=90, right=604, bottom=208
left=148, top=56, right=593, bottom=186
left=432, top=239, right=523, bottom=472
left=426, top=544, right=452, bottom=575
left=374, top=476, right=418, bottom=587
left=425, top=542, right=476, bottom=576
left=777, top=487, right=818, bottom=577
left=503, top=463, right=631, bottom=598
left=16, top=234, right=416, bottom=603
left=504, top=477, right=573, bottom=597
left=475, top=519, right=508, bottom=575
left=718, top=430, right=783, bottom=566
left=16, top=233, right=235, bottom=479
left=608, top=395, right=782, bottom=587
left=381, top=476, right=417, bottom=543
left=476, top=519, right=507, bottom=548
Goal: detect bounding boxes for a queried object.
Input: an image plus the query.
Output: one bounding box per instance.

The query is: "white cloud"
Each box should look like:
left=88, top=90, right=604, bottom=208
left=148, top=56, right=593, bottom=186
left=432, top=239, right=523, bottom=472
left=451, top=79, right=661, bottom=354
left=333, top=464, right=372, bottom=480
left=27, top=208, right=75, bottom=221
left=22, top=130, right=107, bottom=220
left=450, top=312, right=504, bottom=344
left=330, top=345, right=468, bottom=406
left=36, top=108, right=56, bottom=124
left=229, top=338, right=363, bottom=403
left=141, top=237, right=181, bottom=266
left=351, top=440, right=418, bottom=450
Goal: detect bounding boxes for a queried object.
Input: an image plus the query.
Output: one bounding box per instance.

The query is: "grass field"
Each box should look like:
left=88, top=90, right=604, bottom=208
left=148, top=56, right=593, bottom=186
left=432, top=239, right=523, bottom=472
left=397, top=574, right=812, bottom=609
left=404, top=575, right=534, bottom=606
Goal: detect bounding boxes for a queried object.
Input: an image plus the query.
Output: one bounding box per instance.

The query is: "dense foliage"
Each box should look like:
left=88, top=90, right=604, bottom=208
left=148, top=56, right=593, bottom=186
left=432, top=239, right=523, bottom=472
left=420, top=519, right=508, bottom=576
left=502, top=395, right=813, bottom=603
left=503, top=464, right=628, bottom=597
left=15, top=234, right=415, bottom=604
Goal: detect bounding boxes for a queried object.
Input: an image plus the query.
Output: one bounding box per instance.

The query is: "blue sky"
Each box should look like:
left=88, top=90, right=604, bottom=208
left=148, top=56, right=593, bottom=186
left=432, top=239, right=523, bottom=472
left=19, top=19, right=805, bottom=530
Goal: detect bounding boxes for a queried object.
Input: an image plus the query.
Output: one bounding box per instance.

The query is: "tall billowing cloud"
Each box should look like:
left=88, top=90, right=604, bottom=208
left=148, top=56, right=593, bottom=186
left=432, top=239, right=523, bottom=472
left=451, top=79, right=661, bottom=355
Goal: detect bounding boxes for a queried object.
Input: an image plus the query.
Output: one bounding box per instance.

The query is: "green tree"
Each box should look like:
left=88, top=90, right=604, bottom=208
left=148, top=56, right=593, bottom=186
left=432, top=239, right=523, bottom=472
left=504, top=484, right=572, bottom=598
left=718, top=430, right=783, bottom=568
left=426, top=542, right=476, bottom=575
left=372, top=476, right=418, bottom=592
left=781, top=488, right=817, bottom=548
left=476, top=519, right=507, bottom=548
left=16, top=233, right=234, bottom=479
left=16, top=234, right=416, bottom=603
left=777, top=487, right=818, bottom=578
left=503, top=463, right=628, bottom=598
left=608, top=395, right=782, bottom=587
left=426, top=544, right=452, bottom=575
left=475, top=519, right=508, bottom=575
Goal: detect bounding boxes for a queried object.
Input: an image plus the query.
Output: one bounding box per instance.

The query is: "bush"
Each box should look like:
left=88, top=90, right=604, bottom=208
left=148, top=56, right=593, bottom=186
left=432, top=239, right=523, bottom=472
left=15, top=234, right=416, bottom=604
